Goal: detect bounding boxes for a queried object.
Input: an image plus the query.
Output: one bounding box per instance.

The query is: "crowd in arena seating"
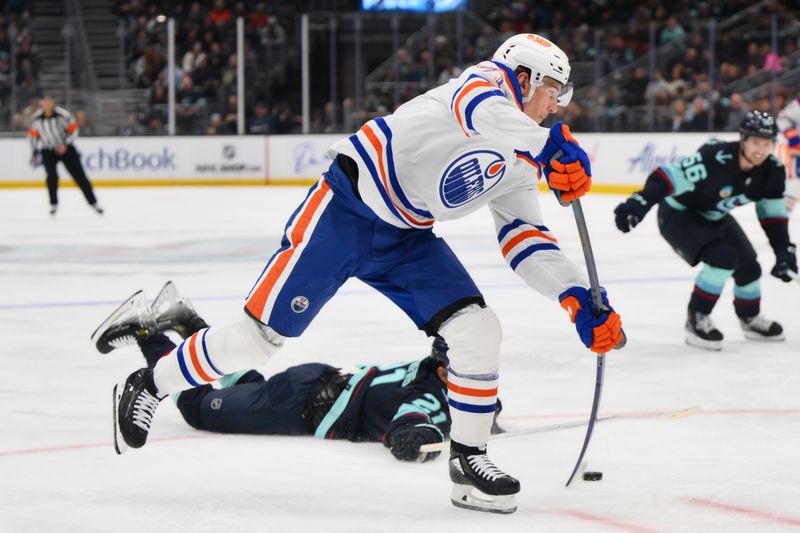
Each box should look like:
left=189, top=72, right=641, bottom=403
left=0, top=1, right=40, bottom=128
left=362, top=0, right=799, bottom=133
left=3, top=0, right=797, bottom=136
left=114, top=0, right=301, bottom=135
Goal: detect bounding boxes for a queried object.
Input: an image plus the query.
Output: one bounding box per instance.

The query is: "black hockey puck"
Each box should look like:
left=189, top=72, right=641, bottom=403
left=583, top=471, right=603, bottom=481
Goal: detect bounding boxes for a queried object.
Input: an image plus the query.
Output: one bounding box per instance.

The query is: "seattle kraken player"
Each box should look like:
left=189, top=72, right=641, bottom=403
left=615, top=111, right=797, bottom=350
left=93, top=282, right=473, bottom=462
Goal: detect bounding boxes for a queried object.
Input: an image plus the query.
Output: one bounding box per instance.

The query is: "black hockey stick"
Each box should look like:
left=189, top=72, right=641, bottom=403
left=564, top=197, right=625, bottom=487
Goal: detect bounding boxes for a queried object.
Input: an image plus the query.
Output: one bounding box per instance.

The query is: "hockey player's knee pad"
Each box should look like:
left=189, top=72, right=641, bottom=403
left=437, top=304, right=501, bottom=375
left=734, top=260, right=761, bottom=286
left=204, top=313, right=286, bottom=372
left=698, top=240, right=738, bottom=271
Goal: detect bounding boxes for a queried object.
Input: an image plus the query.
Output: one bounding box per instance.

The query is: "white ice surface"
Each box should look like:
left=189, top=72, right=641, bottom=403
left=1, top=186, right=799, bottom=533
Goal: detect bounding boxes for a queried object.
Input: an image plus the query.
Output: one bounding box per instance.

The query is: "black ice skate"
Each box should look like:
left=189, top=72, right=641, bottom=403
left=91, top=291, right=157, bottom=354
left=449, top=444, right=520, bottom=514
left=685, top=309, right=723, bottom=351
left=151, top=281, right=207, bottom=339
left=113, top=368, right=165, bottom=455
left=740, top=315, right=785, bottom=342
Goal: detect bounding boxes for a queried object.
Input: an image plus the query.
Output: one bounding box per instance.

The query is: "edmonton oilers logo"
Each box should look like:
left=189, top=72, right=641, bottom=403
left=439, top=150, right=506, bottom=208
left=291, top=296, right=309, bottom=313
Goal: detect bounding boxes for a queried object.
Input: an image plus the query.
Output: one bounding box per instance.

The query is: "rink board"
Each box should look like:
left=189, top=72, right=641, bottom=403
left=4, top=131, right=789, bottom=193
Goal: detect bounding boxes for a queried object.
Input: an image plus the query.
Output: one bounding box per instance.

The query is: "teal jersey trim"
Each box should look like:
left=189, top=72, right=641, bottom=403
left=734, top=279, right=761, bottom=300
left=695, top=264, right=734, bottom=295
left=661, top=162, right=697, bottom=196
left=665, top=196, right=688, bottom=211
left=756, top=197, right=789, bottom=219
left=314, top=366, right=373, bottom=439
left=218, top=370, right=252, bottom=389
left=393, top=402, right=430, bottom=422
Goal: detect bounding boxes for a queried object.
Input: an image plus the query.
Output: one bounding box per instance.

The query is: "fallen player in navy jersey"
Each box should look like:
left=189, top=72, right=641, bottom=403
left=93, top=282, right=502, bottom=462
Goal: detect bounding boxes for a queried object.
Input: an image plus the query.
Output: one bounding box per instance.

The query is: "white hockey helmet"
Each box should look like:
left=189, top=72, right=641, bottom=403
left=492, top=33, right=573, bottom=106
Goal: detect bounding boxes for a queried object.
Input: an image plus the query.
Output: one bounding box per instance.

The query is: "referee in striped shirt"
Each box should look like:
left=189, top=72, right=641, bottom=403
left=28, top=95, right=103, bottom=215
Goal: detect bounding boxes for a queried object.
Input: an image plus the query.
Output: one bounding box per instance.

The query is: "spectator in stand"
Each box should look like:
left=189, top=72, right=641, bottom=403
left=176, top=74, right=206, bottom=134
left=271, top=102, right=296, bottom=134
left=209, top=0, right=232, bottom=29
left=672, top=99, right=688, bottom=132
left=75, top=110, right=95, bottom=137
left=683, top=96, right=709, bottom=132
left=248, top=101, right=271, bottom=134
left=724, top=93, right=749, bottom=131
left=206, top=112, right=223, bottom=135
left=660, top=16, right=686, bottom=45
left=146, top=112, right=165, bottom=135
left=182, top=41, right=204, bottom=74
left=221, top=94, right=238, bottom=134
left=119, top=113, right=144, bottom=136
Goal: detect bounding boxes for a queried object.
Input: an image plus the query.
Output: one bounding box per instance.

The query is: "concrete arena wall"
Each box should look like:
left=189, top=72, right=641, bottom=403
left=1, top=132, right=793, bottom=194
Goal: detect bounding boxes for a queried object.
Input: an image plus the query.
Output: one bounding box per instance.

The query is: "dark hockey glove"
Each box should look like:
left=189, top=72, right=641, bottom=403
left=385, top=423, right=444, bottom=463
left=614, top=194, right=651, bottom=233
left=771, top=244, right=798, bottom=282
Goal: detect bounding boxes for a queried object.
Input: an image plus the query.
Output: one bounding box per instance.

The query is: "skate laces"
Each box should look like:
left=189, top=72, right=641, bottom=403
left=132, top=389, right=160, bottom=432
left=108, top=334, right=136, bottom=348
left=742, top=315, right=772, bottom=331
left=694, top=312, right=717, bottom=334
left=467, top=454, right=505, bottom=482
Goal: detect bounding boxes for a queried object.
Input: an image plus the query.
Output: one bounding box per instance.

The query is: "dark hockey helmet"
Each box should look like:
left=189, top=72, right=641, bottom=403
left=739, top=110, right=777, bottom=140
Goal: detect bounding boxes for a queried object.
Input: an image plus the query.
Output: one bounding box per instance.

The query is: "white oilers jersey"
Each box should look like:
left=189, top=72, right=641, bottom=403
left=328, top=60, right=588, bottom=299
left=777, top=97, right=800, bottom=133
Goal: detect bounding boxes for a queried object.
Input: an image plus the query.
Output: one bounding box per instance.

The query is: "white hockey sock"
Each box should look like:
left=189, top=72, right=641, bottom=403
left=438, top=304, right=502, bottom=448
left=152, top=314, right=284, bottom=394
left=447, top=368, right=498, bottom=447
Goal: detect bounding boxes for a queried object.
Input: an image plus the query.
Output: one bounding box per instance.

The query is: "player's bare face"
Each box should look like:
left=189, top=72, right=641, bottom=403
left=741, top=136, right=775, bottom=166
left=523, top=78, right=561, bottom=123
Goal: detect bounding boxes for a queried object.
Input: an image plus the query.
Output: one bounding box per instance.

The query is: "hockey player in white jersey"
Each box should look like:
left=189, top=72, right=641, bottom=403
left=777, top=95, right=800, bottom=211
left=111, top=34, right=624, bottom=514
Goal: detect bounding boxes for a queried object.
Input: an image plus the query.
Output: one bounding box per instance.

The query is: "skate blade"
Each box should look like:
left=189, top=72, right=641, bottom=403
left=450, top=484, right=517, bottom=514
left=112, top=383, right=128, bottom=455
left=150, top=281, right=177, bottom=316
left=91, top=290, right=145, bottom=354
left=743, top=331, right=785, bottom=342
left=685, top=334, right=722, bottom=352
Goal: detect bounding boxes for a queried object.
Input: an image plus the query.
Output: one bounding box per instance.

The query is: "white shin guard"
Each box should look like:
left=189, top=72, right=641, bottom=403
left=152, top=313, right=285, bottom=394
left=439, top=304, right=502, bottom=447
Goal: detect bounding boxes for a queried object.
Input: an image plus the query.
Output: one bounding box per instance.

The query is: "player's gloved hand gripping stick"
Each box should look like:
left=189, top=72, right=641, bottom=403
left=541, top=137, right=626, bottom=485
left=536, top=122, right=592, bottom=206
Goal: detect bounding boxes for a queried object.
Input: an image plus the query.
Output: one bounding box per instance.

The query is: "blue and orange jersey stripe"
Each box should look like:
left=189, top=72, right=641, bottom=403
left=350, top=120, right=434, bottom=229
left=245, top=179, right=332, bottom=319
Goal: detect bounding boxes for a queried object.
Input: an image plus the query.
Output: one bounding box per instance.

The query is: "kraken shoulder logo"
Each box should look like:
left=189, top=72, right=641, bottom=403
left=291, top=296, right=309, bottom=313
left=439, top=150, right=507, bottom=208
left=719, top=185, right=733, bottom=198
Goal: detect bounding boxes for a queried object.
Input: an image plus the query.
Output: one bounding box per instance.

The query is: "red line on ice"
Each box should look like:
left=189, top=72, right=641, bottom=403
left=0, top=434, right=208, bottom=457
left=554, top=509, right=660, bottom=533
left=686, top=498, right=800, bottom=528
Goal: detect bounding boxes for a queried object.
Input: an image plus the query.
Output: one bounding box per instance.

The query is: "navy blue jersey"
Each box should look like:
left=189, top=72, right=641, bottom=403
left=313, top=356, right=450, bottom=443
left=654, top=141, right=787, bottom=222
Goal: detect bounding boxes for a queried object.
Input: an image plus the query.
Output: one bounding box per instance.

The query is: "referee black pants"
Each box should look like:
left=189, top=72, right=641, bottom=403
left=41, top=145, right=97, bottom=206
